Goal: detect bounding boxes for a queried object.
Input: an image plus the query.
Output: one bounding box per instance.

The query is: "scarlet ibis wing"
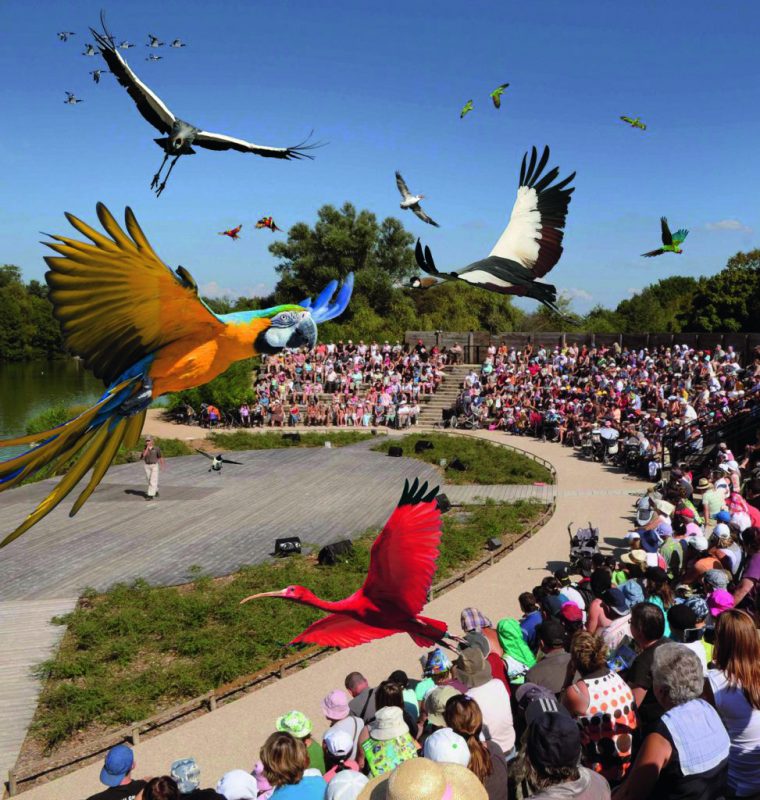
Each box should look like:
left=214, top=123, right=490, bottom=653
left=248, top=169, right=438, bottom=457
left=291, top=612, right=402, bottom=648
left=360, top=478, right=442, bottom=618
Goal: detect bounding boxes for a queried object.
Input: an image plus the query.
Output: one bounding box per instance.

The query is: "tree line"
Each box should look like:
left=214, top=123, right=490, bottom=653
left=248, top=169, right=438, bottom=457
left=2, top=204, right=759, bottom=363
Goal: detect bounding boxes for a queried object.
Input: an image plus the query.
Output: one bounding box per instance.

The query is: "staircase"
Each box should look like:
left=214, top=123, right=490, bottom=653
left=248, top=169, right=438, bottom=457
left=416, top=364, right=474, bottom=428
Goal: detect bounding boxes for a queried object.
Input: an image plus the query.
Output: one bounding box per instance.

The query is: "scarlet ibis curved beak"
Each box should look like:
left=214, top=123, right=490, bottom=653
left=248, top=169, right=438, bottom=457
left=239, top=590, right=286, bottom=605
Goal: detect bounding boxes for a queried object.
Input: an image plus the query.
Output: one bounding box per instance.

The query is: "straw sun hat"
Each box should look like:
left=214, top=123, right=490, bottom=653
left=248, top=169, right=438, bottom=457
left=357, top=758, right=487, bottom=800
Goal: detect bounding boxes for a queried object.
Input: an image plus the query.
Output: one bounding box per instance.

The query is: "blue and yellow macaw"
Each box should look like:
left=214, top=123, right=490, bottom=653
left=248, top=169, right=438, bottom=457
left=0, top=203, right=353, bottom=547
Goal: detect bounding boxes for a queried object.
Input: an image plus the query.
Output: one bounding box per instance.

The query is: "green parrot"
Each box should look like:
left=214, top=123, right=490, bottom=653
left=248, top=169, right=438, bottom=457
left=620, top=115, right=647, bottom=131
left=642, top=217, right=689, bottom=257
left=460, top=99, right=473, bottom=119
left=490, top=83, right=510, bottom=109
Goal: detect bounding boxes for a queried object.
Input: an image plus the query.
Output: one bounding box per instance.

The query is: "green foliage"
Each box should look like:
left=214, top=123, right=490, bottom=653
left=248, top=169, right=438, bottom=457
left=33, top=500, right=545, bottom=749
left=0, top=265, right=65, bottom=361
left=167, top=359, right=257, bottom=411
left=209, top=430, right=372, bottom=450
left=25, top=403, right=88, bottom=436
left=613, top=275, right=698, bottom=333
left=372, top=433, right=553, bottom=485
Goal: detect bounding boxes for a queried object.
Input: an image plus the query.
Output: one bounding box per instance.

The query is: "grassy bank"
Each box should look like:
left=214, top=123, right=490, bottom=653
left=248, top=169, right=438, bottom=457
left=33, top=499, right=545, bottom=750
left=209, top=430, right=373, bottom=450
left=372, top=433, right=553, bottom=485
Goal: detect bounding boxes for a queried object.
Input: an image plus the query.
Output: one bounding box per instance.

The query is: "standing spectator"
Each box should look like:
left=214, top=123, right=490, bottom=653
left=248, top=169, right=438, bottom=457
left=238, top=403, right=250, bottom=427
left=140, top=436, right=164, bottom=501
left=259, top=732, right=327, bottom=799
left=452, top=646, right=515, bottom=757
left=626, top=603, right=669, bottom=736
left=705, top=609, right=760, bottom=799
left=612, top=645, right=729, bottom=800
left=86, top=744, right=145, bottom=800
left=444, top=695, right=509, bottom=800
left=563, top=632, right=637, bottom=783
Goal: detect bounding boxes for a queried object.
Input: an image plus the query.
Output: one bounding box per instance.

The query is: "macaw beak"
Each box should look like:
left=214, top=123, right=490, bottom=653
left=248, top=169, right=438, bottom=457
left=286, top=313, right=317, bottom=349
left=239, top=589, right=286, bottom=605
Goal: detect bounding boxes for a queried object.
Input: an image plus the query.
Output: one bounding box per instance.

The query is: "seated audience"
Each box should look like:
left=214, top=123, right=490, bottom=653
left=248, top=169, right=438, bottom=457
left=87, top=744, right=145, bottom=800
left=170, top=759, right=224, bottom=798
left=524, top=619, right=572, bottom=696
left=259, top=732, right=327, bottom=798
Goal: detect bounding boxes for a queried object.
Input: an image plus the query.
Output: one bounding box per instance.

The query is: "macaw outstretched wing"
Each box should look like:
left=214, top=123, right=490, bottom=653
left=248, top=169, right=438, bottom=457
left=298, top=273, right=354, bottom=323
left=44, top=203, right=226, bottom=386
left=671, top=229, right=689, bottom=246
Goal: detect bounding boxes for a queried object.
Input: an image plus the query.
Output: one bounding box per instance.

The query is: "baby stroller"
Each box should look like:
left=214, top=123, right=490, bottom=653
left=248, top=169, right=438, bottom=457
left=568, top=521, right=600, bottom=571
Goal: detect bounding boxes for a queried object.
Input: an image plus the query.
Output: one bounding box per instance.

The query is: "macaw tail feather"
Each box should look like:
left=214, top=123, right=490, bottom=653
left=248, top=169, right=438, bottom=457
left=0, top=377, right=144, bottom=548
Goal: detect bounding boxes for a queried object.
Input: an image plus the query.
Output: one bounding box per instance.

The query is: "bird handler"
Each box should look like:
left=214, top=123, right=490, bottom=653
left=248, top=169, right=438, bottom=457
left=140, top=436, right=165, bottom=500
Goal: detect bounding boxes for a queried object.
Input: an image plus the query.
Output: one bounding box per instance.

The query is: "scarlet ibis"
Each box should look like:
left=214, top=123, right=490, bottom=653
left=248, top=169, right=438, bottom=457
left=240, top=479, right=454, bottom=649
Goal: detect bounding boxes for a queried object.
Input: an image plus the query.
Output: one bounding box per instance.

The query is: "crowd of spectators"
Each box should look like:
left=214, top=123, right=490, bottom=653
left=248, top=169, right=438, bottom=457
left=235, top=340, right=455, bottom=429
left=450, top=341, right=759, bottom=476
left=87, top=447, right=760, bottom=800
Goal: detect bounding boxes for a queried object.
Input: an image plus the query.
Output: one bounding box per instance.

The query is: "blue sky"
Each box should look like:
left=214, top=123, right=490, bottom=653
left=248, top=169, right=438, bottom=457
left=1, top=0, right=759, bottom=314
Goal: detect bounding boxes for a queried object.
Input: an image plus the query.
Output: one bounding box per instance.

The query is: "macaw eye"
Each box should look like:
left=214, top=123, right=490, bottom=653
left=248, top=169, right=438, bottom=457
left=272, top=312, right=297, bottom=328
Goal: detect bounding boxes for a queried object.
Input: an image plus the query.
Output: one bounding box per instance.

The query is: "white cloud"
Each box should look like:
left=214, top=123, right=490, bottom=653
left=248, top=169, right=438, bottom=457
left=705, top=219, right=753, bottom=233
left=200, top=280, right=272, bottom=298
left=560, top=287, right=593, bottom=302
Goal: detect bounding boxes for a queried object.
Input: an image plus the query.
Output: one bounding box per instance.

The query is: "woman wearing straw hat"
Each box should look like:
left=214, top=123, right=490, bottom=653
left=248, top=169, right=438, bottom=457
left=356, top=758, right=486, bottom=800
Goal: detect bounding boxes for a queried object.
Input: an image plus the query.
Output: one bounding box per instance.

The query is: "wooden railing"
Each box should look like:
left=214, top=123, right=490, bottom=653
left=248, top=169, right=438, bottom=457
left=6, top=433, right=556, bottom=795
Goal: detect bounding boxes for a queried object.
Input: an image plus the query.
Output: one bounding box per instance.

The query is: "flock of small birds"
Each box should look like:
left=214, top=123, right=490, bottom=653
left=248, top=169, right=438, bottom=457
left=58, top=27, right=187, bottom=105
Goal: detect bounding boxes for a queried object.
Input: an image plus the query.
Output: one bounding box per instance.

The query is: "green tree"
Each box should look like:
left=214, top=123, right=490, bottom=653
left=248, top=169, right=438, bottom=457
left=613, top=276, right=698, bottom=333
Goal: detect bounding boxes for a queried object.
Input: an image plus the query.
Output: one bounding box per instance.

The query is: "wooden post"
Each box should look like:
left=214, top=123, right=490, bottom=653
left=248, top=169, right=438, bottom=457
left=208, top=692, right=217, bottom=711
left=467, top=332, right=474, bottom=364
left=8, top=769, right=17, bottom=797
left=131, top=725, right=140, bottom=745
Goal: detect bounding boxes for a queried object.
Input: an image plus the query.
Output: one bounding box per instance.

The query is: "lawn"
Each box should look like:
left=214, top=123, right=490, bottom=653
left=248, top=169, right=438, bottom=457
left=209, top=430, right=373, bottom=450
left=372, top=433, right=553, bottom=485
left=32, top=499, right=546, bottom=751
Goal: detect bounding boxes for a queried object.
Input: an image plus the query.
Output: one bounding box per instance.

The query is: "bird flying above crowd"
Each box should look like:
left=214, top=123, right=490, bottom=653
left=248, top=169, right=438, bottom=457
left=395, top=172, right=440, bottom=227
left=90, top=15, right=320, bottom=197
left=490, top=82, right=510, bottom=109
left=642, top=217, right=689, bottom=257
left=460, top=100, right=474, bottom=119
left=241, top=479, right=456, bottom=649
left=147, top=34, right=164, bottom=47
left=413, top=146, right=575, bottom=315
left=0, top=204, right=354, bottom=546
left=64, top=91, right=83, bottom=105
left=57, top=31, right=75, bottom=42
left=219, top=224, right=243, bottom=240
left=82, top=43, right=97, bottom=56
left=90, top=69, right=109, bottom=84
left=620, top=115, right=646, bottom=131
left=255, top=216, right=282, bottom=233
left=195, top=449, right=242, bottom=472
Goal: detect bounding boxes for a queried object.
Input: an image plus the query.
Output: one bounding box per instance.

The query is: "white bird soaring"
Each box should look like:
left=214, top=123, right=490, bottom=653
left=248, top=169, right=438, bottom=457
left=64, top=91, right=83, bottom=104
left=82, top=43, right=97, bottom=56
left=170, top=39, right=187, bottom=48
left=91, top=14, right=319, bottom=197
left=413, top=146, right=576, bottom=315
left=395, top=171, right=440, bottom=227
left=57, top=31, right=75, bottom=42
left=147, top=34, right=164, bottom=48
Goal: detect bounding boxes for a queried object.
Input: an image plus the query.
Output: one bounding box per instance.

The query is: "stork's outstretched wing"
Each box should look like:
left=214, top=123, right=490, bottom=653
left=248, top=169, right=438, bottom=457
left=195, top=449, right=214, bottom=460
left=395, top=171, right=412, bottom=200
left=489, top=145, right=575, bottom=279
left=91, top=21, right=176, bottom=134
left=660, top=217, right=673, bottom=246
left=360, top=478, right=442, bottom=618
left=44, top=203, right=225, bottom=385
left=299, top=273, right=354, bottom=323
left=415, top=239, right=445, bottom=278
left=194, top=130, right=321, bottom=160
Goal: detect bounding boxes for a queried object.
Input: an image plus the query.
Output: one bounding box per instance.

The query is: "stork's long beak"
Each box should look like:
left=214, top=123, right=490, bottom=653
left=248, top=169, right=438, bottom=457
left=239, top=590, right=286, bottom=605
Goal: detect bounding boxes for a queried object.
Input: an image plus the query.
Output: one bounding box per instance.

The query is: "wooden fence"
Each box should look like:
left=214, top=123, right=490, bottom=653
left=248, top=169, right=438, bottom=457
left=405, top=330, right=760, bottom=365
left=7, top=438, right=556, bottom=795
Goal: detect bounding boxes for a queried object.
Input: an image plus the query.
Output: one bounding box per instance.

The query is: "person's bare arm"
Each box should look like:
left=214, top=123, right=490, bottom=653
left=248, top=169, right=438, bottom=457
left=612, top=732, right=671, bottom=800
left=733, top=578, right=754, bottom=606
left=629, top=685, right=647, bottom=709
left=355, top=725, right=369, bottom=770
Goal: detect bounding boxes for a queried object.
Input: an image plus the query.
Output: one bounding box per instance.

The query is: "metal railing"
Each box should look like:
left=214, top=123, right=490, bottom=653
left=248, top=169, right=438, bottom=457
left=6, top=433, right=556, bottom=795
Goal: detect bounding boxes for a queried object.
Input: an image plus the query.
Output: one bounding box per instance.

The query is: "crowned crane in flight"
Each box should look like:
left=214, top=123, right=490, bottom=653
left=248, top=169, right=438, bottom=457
left=147, top=34, right=164, bottom=47
left=82, top=43, right=97, bottom=56
left=195, top=449, right=242, bottom=473
left=413, top=146, right=575, bottom=315
left=145, top=54, right=163, bottom=62
left=89, top=68, right=109, bottom=84
left=170, top=39, right=187, bottom=48
left=57, top=31, right=75, bottom=42
left=64, top=91, right=83, bottom=104
left=90, top=15, right=320, bottom=197
left=118, top=40, right=135, bottom=49
left=395, top=172, right=440, bottom=227
left=641, top=217, right=688, bottom=257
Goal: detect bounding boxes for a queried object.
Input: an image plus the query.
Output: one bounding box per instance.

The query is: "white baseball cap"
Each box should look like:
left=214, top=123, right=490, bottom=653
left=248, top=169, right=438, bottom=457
left=422, top=728, right=470, bottom=767
left=323, top=728, right=354, bottom=758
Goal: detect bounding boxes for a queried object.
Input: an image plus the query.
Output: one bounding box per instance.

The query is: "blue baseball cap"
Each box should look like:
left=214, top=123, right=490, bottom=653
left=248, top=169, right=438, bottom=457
left=712, top=510, right=731, bottom=523
left=100, top=744, right=134, bottom=787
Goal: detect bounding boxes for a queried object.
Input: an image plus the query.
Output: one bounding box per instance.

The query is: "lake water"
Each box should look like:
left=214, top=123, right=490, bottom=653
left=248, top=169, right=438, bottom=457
left=0, top=360, right=103, bottom=439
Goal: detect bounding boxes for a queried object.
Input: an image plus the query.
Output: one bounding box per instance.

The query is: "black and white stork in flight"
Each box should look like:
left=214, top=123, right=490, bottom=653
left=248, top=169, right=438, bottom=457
left=90, top=15, right=320, bottom=196
left=195, top=449, right=243, bottom=473
left=413, top=146, right=575, bottom=315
